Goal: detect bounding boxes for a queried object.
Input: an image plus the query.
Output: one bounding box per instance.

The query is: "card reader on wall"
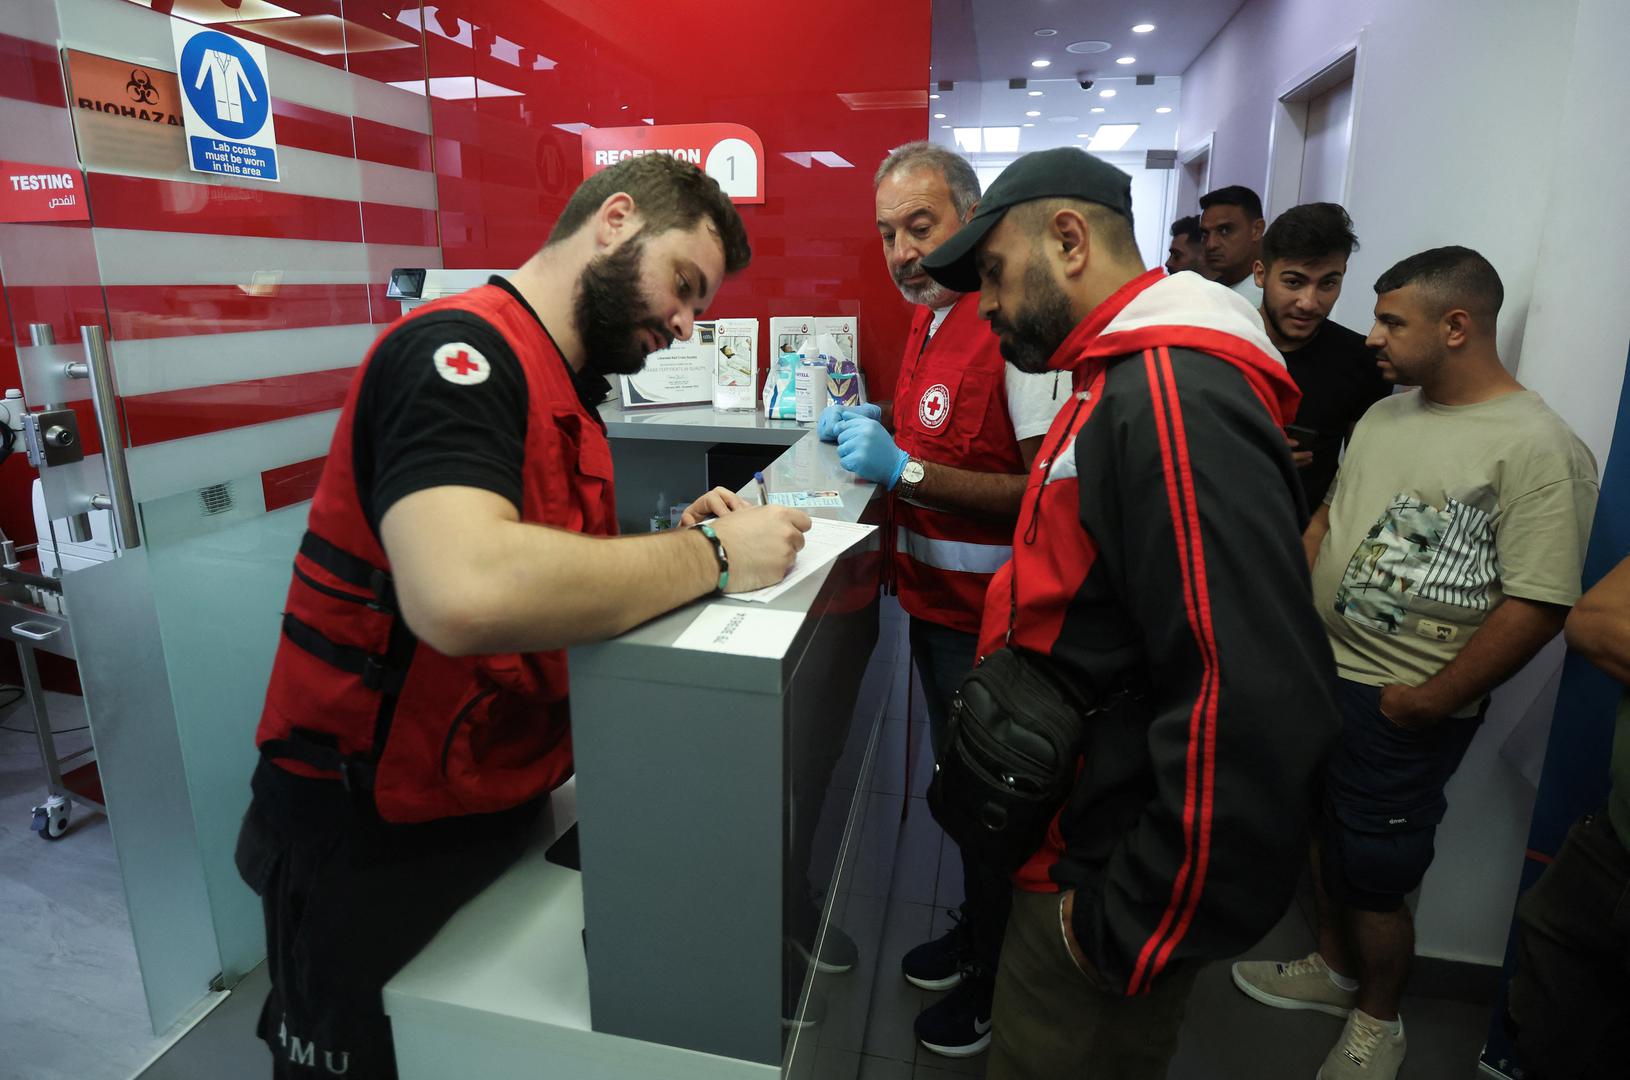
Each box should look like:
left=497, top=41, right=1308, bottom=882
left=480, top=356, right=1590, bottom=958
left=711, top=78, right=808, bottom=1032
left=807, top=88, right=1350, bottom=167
left=386, top=268, right=506, bottom=313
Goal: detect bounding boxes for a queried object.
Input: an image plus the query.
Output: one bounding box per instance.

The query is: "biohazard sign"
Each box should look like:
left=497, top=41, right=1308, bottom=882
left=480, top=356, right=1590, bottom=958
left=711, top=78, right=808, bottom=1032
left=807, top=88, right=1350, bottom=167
left=171, top=23, right=280, bottom=182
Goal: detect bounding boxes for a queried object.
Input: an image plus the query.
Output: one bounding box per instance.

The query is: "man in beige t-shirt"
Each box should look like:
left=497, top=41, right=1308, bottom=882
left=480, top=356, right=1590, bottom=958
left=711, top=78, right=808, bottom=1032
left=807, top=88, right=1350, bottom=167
left=1232, top=247, right=1599, bottom=1080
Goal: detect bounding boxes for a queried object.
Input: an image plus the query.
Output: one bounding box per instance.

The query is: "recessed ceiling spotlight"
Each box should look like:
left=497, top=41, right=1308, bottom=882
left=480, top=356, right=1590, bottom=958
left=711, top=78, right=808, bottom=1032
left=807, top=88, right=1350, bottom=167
left=1034, top=28, right=1057, bottom=37
left=929, top=93, right=940, bottom=100
left=1099, top=88, right=1117, bottom=98
left=1031, top=58, right=1051, bottom=68
left=1115, top=56, right=1136, bottom=65
left=1155, top=106, right=1172, bottom=114
left=1065, top=39, right=1112, bottom=55
left=1028, top=90, right=1043, bottom=97
left=934, top=112, right=946, bottom=119
left=1022, top=122, right=1035, bottom=127
left=1076, top=133, right=1090, bottom=138
left=1091, top=107, right=1106, bottom=113
left=1132, top=23, right=1155, bottom=33
left=940, top=124, right=951, bottom=129
left=1025, top=109, right=1041, bottom=117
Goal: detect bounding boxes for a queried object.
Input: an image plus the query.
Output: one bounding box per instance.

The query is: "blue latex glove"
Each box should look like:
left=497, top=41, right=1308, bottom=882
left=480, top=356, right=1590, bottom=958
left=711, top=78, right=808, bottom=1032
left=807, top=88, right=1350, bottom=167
left=817, top=402, right=881, bottom=442
left=836, top=415, right=909, bottom=489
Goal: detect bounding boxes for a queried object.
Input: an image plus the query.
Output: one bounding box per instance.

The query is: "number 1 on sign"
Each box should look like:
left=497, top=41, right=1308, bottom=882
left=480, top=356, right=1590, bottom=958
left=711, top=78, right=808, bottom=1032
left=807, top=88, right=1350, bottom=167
left=705, top=138, right=757, bottom=199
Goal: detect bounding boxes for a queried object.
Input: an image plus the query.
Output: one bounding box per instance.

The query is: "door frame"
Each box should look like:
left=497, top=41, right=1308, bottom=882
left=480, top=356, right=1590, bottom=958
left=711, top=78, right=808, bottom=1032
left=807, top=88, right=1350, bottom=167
left=1263, top=31, right=1367, bottom=221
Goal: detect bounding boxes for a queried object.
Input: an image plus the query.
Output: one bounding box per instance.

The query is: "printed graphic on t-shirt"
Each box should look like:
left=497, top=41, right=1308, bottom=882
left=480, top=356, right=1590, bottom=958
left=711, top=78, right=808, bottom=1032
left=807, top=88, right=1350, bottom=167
left=1333, top=493, right=1495, bottom=634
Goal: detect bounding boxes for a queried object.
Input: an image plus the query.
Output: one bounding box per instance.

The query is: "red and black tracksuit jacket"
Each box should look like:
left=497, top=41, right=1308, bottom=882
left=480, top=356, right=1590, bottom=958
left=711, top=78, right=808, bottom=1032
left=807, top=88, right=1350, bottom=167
left=978, top=269, right=1340, bottom=995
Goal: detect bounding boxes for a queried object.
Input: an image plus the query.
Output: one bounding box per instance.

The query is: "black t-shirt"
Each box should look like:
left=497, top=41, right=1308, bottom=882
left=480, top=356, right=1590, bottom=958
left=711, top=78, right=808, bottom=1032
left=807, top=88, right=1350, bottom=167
left=352, top=277, right=609, bottom=534
left=1282, top=318, right=1391, bottom=507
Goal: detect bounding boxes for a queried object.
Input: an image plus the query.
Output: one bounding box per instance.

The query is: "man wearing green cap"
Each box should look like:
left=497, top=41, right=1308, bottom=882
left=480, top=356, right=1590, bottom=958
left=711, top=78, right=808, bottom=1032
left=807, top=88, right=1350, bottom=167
left=918, top=146, right=1338, bottom=1077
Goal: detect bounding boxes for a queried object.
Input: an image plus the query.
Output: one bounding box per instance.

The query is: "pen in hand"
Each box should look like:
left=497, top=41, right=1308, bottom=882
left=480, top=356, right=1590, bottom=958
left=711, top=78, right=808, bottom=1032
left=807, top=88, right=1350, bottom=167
left=755, top=470, right=770, bottom=506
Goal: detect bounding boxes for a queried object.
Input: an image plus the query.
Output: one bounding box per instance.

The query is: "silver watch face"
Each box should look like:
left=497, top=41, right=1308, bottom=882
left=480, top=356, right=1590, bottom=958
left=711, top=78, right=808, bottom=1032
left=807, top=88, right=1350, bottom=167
left=902, top=460, right=925, bottom=485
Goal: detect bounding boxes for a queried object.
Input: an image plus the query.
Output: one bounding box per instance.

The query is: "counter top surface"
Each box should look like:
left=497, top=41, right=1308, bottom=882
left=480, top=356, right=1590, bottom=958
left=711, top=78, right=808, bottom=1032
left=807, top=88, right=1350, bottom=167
left=597, top=400, right=810, bottom=445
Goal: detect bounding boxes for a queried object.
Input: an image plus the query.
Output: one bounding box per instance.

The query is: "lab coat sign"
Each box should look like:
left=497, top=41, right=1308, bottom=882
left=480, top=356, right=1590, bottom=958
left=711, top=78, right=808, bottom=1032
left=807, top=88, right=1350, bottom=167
left=170, top=24, right=280, bottom=182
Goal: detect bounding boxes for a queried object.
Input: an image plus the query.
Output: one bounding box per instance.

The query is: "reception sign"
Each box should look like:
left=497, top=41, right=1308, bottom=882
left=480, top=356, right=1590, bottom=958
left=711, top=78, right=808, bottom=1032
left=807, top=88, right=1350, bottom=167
left=581, top=123, right=764, bottom=204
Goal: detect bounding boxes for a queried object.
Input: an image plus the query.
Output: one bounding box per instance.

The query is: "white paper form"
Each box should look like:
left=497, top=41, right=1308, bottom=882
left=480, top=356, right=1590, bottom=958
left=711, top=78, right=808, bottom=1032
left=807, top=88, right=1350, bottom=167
left=728, top=518, right=878, bottom=604
left=672, top=604, right=807, bottom=657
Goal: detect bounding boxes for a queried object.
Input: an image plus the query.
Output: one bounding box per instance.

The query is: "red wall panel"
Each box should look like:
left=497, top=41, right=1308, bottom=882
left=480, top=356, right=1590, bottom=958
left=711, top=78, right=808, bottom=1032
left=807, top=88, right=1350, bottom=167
left=426, top=0, right=932, bottom=399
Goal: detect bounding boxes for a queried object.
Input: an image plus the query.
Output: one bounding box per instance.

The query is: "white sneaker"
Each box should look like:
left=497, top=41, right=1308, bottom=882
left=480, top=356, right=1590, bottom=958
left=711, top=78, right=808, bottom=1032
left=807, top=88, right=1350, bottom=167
left=1316, top=1009, right=1406, bottom=1079
left=1231, top=952, right=1357, bottom=1018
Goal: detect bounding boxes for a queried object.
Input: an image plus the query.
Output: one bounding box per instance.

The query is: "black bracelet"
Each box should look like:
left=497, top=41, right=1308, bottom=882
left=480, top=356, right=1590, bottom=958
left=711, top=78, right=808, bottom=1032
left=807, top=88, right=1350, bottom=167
left=694, top=522, right=729, bottom=592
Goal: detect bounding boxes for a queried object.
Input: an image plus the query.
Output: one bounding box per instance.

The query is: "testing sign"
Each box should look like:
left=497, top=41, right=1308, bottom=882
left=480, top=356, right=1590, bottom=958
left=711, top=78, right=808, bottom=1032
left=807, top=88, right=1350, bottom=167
left=581, top=124, right=764, bottom=205
left=0, top=161, right=90, bottom=223
left=171, top=23, right=279, bottom=182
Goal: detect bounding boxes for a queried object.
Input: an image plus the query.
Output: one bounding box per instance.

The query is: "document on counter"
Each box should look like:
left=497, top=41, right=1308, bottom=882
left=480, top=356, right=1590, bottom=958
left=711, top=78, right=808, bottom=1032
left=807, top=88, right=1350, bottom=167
left=673, top=604, right=806, bottom=658
left=766, top=489, right=844, bottom=508
left=728, top=518, right=877, bottom=604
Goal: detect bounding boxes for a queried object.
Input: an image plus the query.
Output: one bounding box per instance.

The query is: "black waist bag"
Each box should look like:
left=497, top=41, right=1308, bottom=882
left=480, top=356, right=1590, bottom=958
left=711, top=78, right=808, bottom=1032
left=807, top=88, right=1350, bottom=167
left=928, top=646, right=1090, bottom=875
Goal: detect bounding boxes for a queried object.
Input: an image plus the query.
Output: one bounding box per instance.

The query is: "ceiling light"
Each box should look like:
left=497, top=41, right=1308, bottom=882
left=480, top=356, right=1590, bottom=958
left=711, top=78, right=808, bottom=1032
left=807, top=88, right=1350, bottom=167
left=1155, top=106, right=1172, bottom=114
left=1022, top=122, right=1035, bottom=127
left=1034, top=28, right=1057, bottom=37
left=1025, top=110, right=1041, bottom=117
left=929, top=93, right=940, bottom=100
left=934, top=112, right=947, bottom=119
left=1077, top=133, right=1090, bottom=138
left=983, top=127, right=1021, bottom=153
left=1132, top=23, right=1155, bottom=33
left=1091, top=107, right=1106, bottom=113
left=1099, top=88, right=1117, bottom=98
left=1028, top=90, right=1043, bottom=97
left=1031, top=59, right=1051, bottom=68
left=1087, top=123, right=1139, bottom=151
left=1115, top=56, right=1136, bottom=65
left=1066, top=39, right=1112, bottom=54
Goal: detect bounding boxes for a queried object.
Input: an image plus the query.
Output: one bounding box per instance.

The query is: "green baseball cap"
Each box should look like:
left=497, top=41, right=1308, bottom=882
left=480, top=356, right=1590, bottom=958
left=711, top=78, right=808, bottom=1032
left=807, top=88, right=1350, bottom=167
left=921, top=146, right=1134, bottom=293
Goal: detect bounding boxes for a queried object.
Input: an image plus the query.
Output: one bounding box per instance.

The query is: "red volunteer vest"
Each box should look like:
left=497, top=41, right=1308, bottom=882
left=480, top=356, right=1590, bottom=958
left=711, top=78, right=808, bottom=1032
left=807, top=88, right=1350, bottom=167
left=255, top=284, right=618, bottom=824
left=892, top=293, right=1027, bottom=633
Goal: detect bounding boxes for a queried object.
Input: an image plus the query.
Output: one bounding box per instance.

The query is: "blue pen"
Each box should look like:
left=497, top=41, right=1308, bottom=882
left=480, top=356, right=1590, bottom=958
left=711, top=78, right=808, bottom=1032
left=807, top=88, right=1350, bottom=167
left=754, top=470, right=770, bottom=506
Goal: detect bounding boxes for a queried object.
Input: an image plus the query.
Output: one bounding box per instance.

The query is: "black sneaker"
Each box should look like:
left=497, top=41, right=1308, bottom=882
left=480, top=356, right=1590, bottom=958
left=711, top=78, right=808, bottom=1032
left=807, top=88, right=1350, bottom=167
left=900, top=910, right=973, bottom=990
left=915, top=975, right=994, bottom=1058
left=790, top=923, right=859, bottom=975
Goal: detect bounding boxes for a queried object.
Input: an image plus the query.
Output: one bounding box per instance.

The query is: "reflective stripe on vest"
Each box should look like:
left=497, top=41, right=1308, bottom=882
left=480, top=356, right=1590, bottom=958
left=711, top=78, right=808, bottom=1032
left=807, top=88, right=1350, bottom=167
left=896, top=525, right=1012, bottom=575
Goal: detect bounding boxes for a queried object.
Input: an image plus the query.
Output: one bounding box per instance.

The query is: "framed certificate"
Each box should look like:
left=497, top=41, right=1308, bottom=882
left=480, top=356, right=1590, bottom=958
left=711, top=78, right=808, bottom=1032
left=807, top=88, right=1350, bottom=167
left=620, top=322, right=715, bottom=408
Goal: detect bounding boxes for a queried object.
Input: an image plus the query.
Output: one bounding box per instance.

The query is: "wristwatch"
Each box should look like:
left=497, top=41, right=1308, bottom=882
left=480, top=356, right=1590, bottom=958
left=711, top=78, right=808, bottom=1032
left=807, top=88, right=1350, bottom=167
left=894, top=457, right=926, bottom=500
left=694, top=522, right=729, bottom=592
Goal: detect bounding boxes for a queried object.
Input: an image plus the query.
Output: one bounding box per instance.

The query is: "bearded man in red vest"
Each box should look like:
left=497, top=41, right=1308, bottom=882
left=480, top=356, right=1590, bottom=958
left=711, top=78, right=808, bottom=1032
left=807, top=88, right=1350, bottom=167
left=239, top=155, right=809, bottom=1080
left=817, top=142, right=1067, bottom=1059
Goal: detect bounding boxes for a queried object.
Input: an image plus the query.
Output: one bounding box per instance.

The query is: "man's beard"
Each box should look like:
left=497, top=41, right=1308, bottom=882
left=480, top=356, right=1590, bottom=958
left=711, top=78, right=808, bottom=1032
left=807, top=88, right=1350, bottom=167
left=893, top=256, right=959, bottom=309
left=1263, top=302, right=1323, bottom=346
left=992, top=257, right=1076, bottom=374
left=573, top=237, right=671, bottom=378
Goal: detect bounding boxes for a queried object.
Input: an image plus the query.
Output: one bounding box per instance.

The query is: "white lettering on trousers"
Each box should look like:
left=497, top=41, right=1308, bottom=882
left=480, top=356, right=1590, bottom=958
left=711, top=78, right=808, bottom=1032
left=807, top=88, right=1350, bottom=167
left=277, top=1016, right=352, bottom=1074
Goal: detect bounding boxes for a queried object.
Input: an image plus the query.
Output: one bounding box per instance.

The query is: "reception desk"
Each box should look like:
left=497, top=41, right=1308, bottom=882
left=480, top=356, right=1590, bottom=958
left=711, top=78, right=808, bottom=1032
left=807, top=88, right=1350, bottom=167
left=383, top=402, right=910, bottom=1080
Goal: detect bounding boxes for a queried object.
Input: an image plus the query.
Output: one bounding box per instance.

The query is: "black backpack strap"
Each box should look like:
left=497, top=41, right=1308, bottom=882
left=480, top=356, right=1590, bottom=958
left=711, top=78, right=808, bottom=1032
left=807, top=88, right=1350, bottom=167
left=280, top=611, right=408, bottom=695
left=260, top=728, right=378, bottom=796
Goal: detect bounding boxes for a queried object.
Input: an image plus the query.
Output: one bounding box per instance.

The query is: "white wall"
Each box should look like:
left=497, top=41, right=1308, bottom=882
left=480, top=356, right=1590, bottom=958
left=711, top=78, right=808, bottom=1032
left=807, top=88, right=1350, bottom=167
left=1178, top=0, right=1630, bottom=968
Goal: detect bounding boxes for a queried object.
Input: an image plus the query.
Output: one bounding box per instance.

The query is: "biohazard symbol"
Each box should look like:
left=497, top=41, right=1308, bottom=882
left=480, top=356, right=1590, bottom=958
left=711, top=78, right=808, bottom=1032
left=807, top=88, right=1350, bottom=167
left=126, top=68, right=159, bottom=105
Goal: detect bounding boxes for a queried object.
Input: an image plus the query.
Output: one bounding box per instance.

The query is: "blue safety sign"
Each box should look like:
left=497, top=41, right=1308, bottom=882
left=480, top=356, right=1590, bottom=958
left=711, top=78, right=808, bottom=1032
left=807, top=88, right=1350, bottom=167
left=170, top=23, right=280, bottom=182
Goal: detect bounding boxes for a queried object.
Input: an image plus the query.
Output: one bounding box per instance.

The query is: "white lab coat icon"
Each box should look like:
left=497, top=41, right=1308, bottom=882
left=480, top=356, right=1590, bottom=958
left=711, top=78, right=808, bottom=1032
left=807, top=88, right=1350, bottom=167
left=194, top=48, right=257, bottom=125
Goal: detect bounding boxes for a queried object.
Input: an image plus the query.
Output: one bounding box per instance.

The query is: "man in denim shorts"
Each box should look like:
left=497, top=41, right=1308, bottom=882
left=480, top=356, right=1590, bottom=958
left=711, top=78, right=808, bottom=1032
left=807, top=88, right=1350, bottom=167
left=1230, top=247, right=1599, bottom=1080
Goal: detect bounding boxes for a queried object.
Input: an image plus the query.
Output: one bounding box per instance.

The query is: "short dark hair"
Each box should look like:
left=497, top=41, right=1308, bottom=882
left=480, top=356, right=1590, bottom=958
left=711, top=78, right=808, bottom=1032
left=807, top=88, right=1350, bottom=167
left=1170, top=214, right=1202, bottom=243
left=1261, top=202, right=1359, bottom=267
left=548, top=154, right=751, bottom=273
left=1199, top=184, right=1263, bottom=222
left=1014, top=197, right=1141, bottom=263
left=1374, top=246, right=1504, bottom=323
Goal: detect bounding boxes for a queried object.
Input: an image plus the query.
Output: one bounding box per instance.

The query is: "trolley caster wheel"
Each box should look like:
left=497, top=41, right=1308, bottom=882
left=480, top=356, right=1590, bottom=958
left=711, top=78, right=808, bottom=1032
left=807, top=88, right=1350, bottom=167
left=31, top=797, right=70, bottom=841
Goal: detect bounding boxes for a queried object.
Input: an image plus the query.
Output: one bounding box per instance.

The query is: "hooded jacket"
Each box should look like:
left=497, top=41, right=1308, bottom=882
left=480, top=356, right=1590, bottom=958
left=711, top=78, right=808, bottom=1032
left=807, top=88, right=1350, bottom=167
left=977, top=268, right=1339, bottom=995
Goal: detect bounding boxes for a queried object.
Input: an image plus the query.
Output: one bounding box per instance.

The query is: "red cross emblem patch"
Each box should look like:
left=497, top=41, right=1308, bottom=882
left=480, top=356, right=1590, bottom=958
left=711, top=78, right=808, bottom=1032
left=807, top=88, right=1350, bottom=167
left=433, top=342, right=490, bottom=385
left=918, top=382, right=951, bottom=431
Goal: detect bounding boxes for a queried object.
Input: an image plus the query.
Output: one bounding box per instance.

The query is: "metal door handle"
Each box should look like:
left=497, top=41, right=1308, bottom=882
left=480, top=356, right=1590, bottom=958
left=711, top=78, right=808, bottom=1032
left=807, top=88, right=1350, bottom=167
left=12, top=621, right=61, bottom=641
left=75, top=326, right=141, bottom=549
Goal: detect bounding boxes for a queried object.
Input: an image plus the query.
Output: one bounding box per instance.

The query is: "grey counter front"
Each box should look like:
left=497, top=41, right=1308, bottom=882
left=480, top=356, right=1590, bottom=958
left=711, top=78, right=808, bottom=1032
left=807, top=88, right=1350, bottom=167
left=384, top=402, right=910, bottom=1080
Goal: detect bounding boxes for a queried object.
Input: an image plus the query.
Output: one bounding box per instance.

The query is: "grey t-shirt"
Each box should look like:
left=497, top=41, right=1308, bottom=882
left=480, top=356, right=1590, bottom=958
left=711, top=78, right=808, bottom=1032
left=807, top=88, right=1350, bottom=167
left=1313, top=388, right=1599, bottom=695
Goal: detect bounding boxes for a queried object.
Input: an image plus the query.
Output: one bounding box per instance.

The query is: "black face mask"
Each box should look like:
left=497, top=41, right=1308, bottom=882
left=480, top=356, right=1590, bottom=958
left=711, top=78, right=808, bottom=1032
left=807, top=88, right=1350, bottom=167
left=573, top=237, right=671, bottom=378
left=994, top=256, right=1076, bottom=374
